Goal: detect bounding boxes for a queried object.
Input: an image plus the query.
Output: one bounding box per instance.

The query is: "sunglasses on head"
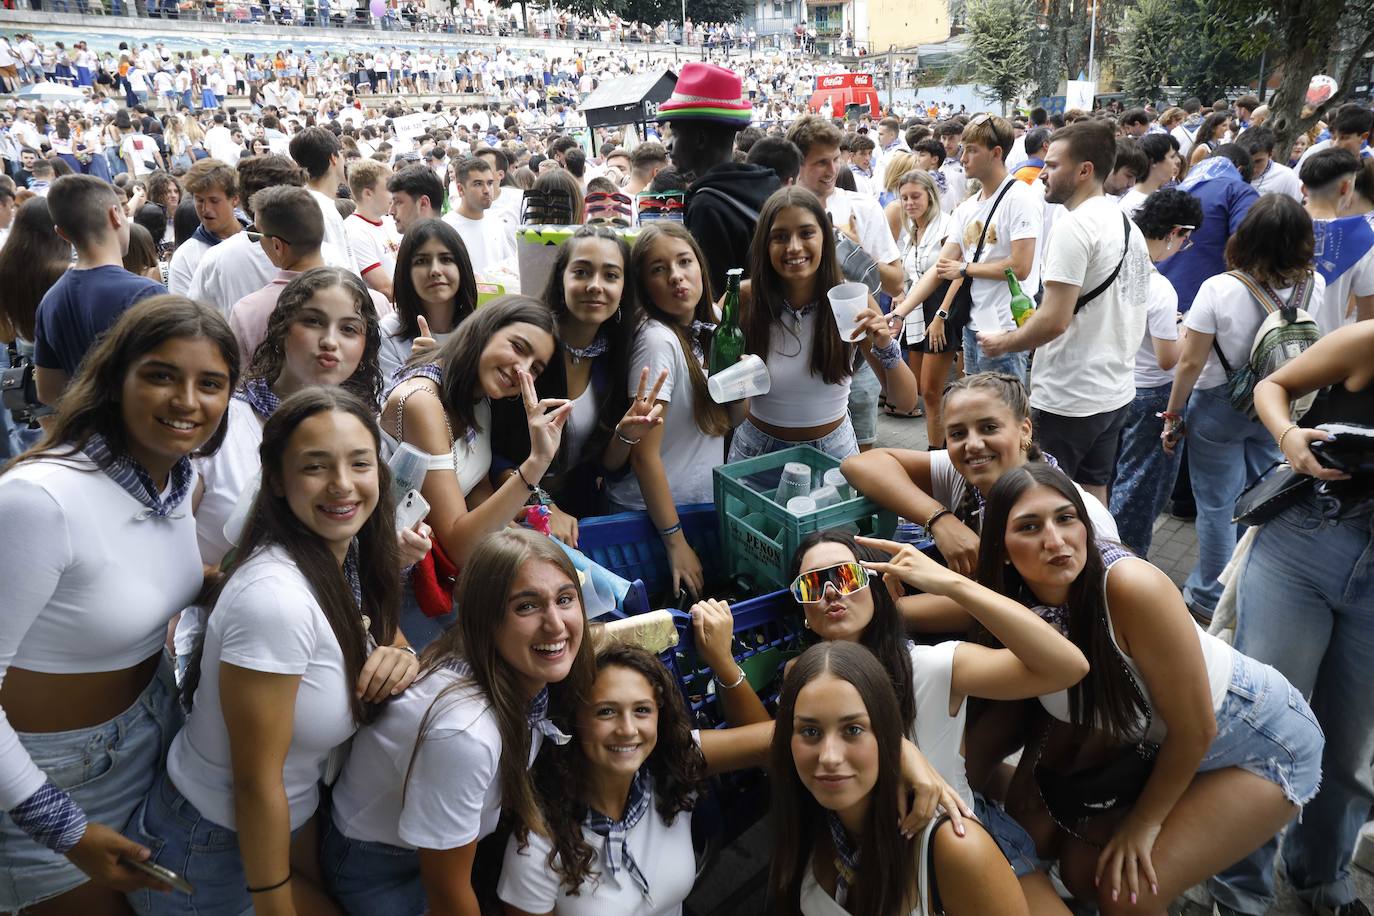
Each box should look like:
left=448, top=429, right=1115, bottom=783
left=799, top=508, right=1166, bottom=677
left=790, top=561, right=870, bottom=604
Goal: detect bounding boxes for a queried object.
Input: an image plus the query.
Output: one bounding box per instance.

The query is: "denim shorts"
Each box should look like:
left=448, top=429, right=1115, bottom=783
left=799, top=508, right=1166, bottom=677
left=321, top=815, right=425, bottom=916
left=726, top=416, right=859, bottom=463
left=1199, top=651, right=1324, bottom=807
left=848, top=362, right=881, bottom=446
left=973, top=791, right=1040, bottom=877
left=125, top=770, right=308, bottom=916
left=0, top=657, right=180, bottom=913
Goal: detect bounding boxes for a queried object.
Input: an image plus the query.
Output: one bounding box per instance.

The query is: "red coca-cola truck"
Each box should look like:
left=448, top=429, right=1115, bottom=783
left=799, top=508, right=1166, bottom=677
left=808, top=73, right=882, bottom=119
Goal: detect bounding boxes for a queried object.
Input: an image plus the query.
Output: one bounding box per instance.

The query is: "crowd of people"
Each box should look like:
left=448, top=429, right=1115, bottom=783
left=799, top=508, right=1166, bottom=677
left=0, top=44, right=1372, bottom=916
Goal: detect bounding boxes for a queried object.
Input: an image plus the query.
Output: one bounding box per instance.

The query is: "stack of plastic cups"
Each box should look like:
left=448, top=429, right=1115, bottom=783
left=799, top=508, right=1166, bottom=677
left=809, top=485, right=842, bottom=509
left=775, top=462, right=812, bottom=505
left=823, top=467, right=851, bottom=500
left=786, top=496, right=817, bottom=517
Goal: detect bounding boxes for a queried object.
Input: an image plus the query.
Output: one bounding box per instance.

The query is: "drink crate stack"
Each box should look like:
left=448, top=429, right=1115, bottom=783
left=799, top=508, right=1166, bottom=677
left=713, top=445, right=897, bottom=592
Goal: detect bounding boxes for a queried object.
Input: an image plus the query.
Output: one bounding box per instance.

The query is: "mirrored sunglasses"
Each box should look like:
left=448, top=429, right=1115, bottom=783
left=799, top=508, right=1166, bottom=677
left=790, top=561, right=870, bottom=604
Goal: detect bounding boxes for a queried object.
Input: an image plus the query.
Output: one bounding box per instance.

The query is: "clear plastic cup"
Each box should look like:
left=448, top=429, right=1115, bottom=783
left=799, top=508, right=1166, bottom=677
left=707, top=353, right=771, bottom=404
left=823, top=467, right=851, bottom=499
left=827, top=282, right=870, bottom=343
left=775, top=462, right=812, bottom=505
left=786, top=496, right=817, bottom=516
left=809, top=484, right=841, bottom=508
left=388, top=442, right=430, bottom=504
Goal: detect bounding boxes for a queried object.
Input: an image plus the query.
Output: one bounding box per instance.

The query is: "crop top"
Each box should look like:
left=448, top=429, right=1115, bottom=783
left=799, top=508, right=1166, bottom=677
left=0, top=454, right=202, bottom=808
left=747, top=303, right=853, bottom=429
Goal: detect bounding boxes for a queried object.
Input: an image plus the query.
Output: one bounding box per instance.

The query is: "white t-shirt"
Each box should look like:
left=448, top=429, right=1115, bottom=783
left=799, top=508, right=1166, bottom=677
left=909, top=641, right=971, bottom=809
left=192, top=398, right=263, bottom=567
left=604, top=320, right=723, bottom=510
left=167, top=235, right=214, bottom=297
left=187, top=232, right=277, bottom=315
left=310, top=189, right=356, bottom=270
left=377, top=312, right=454, bottom=384
left=0, top=456, right=202, bottom=808
left=345, top=212, right=397, bottom=284
left=1250, top=161, right=1303, bottom=202
left=1311, top=219, right=1374, bottom=334
left=748, top=305, right=852, bottom=429
left=120, top=134, right=159, bottom=176
left=1184, top=271, right=1328, bottom=390
left=443, top=209, right=517, bottom=275
left=331, top=664, right=542, bottom=849
left=1033, top=196, right=1153, bottom=417
left=167, top=545, right=358, bottom=830
left=824, top=188, right=901, bottom=266
left=1134, top=270, right=1180, bottom=389
left=947, top=176, right=1043, bottom=333
left=938, top=159, right=966, bottom=214
left=497, top=782, right=695, bottom=915
left=565, top=380, right=600, bottom=463
left=1117, top=188, right=1148, bottom=218
left=925, top=449, right=1120, bottom=541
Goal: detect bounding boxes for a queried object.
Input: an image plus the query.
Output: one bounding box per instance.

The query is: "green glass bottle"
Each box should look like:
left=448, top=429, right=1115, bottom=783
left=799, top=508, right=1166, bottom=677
left=709, top=268, right=746, bottom=375
left=1006, top=268, right=1036, bottom=327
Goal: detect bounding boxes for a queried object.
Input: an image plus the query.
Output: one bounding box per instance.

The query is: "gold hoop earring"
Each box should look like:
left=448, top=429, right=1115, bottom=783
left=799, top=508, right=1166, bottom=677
left=1021, top=439, right=1031, bottom=452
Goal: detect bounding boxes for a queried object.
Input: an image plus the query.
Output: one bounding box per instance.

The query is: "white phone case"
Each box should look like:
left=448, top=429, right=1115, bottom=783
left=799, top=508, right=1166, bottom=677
left=395, top=489, right=431, bottom=532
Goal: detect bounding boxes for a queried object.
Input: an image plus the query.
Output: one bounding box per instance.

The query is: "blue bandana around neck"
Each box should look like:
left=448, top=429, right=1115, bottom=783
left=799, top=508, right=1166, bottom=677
left=1312, top=215, right=1374, bottom=286
left=191, top=224, right=228, bottom=248
left=384, top=361, right=477, bottom=446
left=84, top=432, right=194, bottom=521
left=970, top=451, right=1061, bottom=518
left=234, top=377, right=281, bottom=421
left=441, top=657, right=573, bottom=745
left=826, top=811, right=859, bottom=908
left=688, top=320, right=716, bottom=365
left=584, top=768, right=654, bottom=902
left=1178, top=156, right=1242, bottom=193
left=564, top=332, right=609, bottom=363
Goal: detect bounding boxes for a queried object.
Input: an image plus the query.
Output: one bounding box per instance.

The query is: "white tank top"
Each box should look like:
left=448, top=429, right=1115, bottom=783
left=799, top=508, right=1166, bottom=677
left=798, top=816, right=938, bottom=916
left=747, top=304, right=852, bottom=429
left=1038, top=556, right=1234, bottom=744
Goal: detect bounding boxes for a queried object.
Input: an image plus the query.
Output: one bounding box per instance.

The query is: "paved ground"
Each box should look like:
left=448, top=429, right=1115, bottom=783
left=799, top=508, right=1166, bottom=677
left=684, top=410, right=1374, bottom=915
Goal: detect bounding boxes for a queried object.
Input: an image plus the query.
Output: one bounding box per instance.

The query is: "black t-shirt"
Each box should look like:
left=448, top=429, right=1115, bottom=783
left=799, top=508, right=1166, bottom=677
left=34, top=265, right=166, bottom=373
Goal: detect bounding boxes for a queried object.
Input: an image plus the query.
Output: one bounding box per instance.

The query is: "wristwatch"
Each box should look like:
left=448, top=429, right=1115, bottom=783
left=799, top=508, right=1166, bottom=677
left=936, top=308, right=950, bottom=321
left=959, top=262, right=969, bottom=278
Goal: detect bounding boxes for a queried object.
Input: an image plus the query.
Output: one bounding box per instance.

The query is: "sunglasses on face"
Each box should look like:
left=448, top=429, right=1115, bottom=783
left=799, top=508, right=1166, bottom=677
left=790, top=561, right=870, bottom=604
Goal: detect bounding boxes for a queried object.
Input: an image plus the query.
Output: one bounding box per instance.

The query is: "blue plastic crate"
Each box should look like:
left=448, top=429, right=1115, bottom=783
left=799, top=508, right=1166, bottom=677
left=666, top=588, right=812, bottom=728
left=576, top=503, right=720, bottom=610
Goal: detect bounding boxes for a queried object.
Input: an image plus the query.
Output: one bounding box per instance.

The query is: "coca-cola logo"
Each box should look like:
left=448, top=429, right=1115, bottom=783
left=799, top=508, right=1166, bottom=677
left=819, top=75, right=847, bottom=88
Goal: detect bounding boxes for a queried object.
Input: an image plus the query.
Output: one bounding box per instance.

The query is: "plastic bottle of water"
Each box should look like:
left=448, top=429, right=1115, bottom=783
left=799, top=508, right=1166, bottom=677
left=893, top=516, right=936, bottom=553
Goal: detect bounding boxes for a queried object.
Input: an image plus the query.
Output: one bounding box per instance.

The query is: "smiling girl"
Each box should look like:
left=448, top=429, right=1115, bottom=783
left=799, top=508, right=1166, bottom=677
left=381, top=297, right=567, bottom=640
left=841, top=373, right=1118, bottom=581
left=984, top=465, right=1322, bottom=916
left=0, top=296, right=236, bottom=915
left=770, top=642, right=1027, bottom=916
left=729, top=187, right=916, bottom=461
left=379, top=220, right=479, bottom=382
left=323, top=527, right=596, bottom=916
left=127, top=386, right=412, bottom=916
left=499, top=644, right=774, bottom=916
left=492, top=226, right=662, bottom=542
left=603, top=223, right=739, bottom=598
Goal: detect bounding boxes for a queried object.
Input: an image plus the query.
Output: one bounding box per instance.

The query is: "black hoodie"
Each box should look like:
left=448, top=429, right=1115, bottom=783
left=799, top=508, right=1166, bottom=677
left=685, top=161, right=781, bottom=297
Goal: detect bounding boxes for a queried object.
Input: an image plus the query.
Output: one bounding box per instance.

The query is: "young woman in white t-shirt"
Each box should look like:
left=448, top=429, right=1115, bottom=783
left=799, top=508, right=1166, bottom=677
left=729, top=187, right=916, bottom=461
left=605, top=223, right=742, bottom=598
left=127, top=387, right=419, bottom=916
left=381, top=296, right=564, bottom=641
left=323, top=527, right=596, bottom=916
left=379, top=219, right=479, bottom=382
left=1161, top=196, right=1326, bottom=621
left=499, top=643, right=773, bottom=916
left=0, top=297, right=237, bottom=913
left=769, top=641, right=1028, bottom=916
left=842, top=372, right=1120, bottom=582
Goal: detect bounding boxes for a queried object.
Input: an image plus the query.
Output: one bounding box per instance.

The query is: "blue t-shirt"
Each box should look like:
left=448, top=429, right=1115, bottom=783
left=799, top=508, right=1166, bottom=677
left=1158, top=176, right=1258, bottom=312
left=34, top=265, right=166, bottom=373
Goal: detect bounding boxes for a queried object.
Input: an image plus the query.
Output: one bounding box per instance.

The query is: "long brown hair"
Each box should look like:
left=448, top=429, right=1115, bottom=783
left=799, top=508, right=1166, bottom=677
left=530, top=644, right=704, bottom=894
left=1224, top=194, right=1315, bottom=290
left=769, top=642, right=918, bottom=916
left=975, top=463, right=1146, bottom=739
left=630, top=222, right=730, bottom=436
left=188, top=387, right=401, bottom=725
left=410, top=529, right=596, bottom=841
left=0, top=197, right=72, bottom=342
left=8, top=295, right=239, bottom=472
left=743, top=186, right=852, bottom=385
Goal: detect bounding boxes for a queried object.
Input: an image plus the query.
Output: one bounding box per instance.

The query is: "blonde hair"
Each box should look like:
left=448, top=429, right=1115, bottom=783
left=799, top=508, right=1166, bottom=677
left=882, top=152, right=917, bottom=192
left=895, top=169, right=943, bottom=238
left=962, top=114, right=1014, bottom=160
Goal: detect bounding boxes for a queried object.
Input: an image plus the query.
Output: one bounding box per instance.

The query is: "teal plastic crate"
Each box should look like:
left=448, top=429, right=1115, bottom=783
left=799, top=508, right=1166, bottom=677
left=712, top=446, right=896, bottom=591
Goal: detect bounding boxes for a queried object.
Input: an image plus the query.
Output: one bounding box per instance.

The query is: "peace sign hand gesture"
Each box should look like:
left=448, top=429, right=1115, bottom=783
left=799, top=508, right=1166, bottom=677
left=615, top=366, right=668, bottom=446
left=522, top=368, right=572, bottom=468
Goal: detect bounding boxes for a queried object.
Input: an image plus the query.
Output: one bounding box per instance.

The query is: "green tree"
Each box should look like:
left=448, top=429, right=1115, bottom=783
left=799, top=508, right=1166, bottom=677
left=686, top=0, right=747, bottom=22
left=1109, top=0, right=1179, bottom=104
left=956, top=0, right=1035, bottom=111
left=1167, top=0, right=1255, bottom=104
left=1205, top=0, right=1374, bottom=159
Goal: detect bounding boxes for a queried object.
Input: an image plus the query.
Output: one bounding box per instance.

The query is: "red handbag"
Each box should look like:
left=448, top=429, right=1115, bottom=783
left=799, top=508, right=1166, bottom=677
left=411, top=537, right=459, bottom=618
